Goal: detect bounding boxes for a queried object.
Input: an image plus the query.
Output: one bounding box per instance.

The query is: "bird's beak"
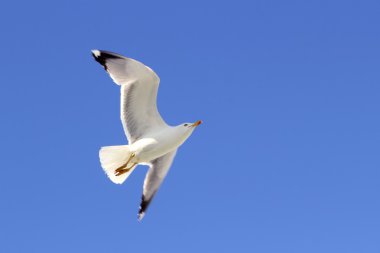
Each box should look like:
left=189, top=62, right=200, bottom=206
left=192, top=120, right=202, bottom=127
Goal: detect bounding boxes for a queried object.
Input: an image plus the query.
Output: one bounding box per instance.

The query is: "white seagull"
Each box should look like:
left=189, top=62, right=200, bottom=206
left=92, top=50, right=202, bottom=220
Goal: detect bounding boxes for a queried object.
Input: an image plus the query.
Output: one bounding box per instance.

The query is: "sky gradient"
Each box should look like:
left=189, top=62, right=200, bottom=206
left=0, top=0, right=380, bottom=252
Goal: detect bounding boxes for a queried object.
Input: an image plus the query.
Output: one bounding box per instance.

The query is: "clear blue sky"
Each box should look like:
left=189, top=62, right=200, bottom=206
left=1, top=0, right=379, bottom=252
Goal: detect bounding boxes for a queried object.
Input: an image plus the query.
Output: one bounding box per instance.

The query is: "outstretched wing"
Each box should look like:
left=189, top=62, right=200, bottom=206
left=92, top=50, right=168, bottom=143
left=138, top=150, right=177, bottom=221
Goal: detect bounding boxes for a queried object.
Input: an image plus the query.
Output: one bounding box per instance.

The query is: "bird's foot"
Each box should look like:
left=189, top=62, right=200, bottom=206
left=115, top=167, right=130, bottom=176
left=115, top=163, right=136, bottom=176
left=114, top=153, right=136, bottom=176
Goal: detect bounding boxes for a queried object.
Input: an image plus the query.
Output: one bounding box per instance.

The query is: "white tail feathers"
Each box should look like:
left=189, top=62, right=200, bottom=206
left=99, top=145, right=137, bottom=184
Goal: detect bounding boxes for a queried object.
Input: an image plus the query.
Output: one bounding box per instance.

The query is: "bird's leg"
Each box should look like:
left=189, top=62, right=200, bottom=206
left=115, top=153, right=135, bottom=171
left=114, top=153, right=136, bottom=176
left=115, top=163, right=137, bottom=176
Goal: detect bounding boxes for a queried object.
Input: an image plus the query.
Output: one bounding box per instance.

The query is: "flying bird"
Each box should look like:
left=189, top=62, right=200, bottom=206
left=92, top=50, right=202, bottom=220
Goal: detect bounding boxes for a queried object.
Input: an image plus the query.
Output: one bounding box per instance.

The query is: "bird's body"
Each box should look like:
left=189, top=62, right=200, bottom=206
left=129, top=126, right=192, bottom=164
left=92, top=50, right=201, bottom=220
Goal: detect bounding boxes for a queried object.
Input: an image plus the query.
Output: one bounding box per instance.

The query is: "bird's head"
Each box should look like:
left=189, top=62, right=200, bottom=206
left=175, top=120, right=202, bottom=139
left=182, top=120, right=202, bottom=129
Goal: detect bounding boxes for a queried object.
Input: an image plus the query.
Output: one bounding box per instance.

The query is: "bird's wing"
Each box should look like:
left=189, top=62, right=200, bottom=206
left=138, top=150, right=177, bottom=220
left=92, top=50, right=167, bottom=143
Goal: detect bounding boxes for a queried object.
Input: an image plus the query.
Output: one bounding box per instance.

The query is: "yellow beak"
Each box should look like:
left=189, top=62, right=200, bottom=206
left=192, top=120, right=202, bottom=127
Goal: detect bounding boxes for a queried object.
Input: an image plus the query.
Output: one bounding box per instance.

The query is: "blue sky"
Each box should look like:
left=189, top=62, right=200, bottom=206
left=1, top=0, right=380, bottom=252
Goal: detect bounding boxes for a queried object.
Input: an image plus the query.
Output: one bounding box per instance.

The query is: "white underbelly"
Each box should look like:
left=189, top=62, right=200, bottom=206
left=130, top=137, right=177, bottom=163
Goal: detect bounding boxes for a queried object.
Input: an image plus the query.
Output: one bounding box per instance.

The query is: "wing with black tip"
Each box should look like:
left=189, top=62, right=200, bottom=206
left=92, top=50, right=168, bottom=143
left=138, top=150, right=177, bottom=221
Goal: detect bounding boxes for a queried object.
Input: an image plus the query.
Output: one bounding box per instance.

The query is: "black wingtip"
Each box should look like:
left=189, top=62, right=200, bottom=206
left=91, top=50, right=107, bottom=71
left=138, top=195, right=152, bottom=221
left=91, top=49, right=123, bottom=71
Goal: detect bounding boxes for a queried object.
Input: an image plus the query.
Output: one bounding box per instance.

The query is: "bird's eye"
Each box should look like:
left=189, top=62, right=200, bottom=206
left=184, top=124, right=188, bottom=126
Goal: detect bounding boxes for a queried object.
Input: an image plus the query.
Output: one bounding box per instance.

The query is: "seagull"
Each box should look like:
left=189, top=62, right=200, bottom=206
left=92, top=50, right=202, bottom=221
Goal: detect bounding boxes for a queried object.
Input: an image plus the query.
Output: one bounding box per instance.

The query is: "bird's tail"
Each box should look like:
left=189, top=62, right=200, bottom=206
left=99, top=145, right=137, bottom=184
